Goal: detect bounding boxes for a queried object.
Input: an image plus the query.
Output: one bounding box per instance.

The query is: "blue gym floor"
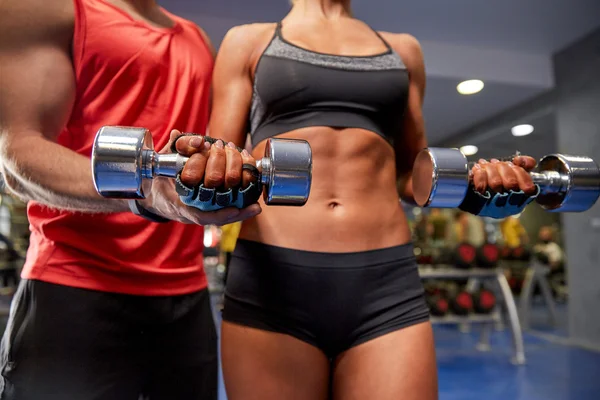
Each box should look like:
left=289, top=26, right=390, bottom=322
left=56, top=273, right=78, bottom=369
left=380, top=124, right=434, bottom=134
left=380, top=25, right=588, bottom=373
left=211, top=298, right=600, bottom=400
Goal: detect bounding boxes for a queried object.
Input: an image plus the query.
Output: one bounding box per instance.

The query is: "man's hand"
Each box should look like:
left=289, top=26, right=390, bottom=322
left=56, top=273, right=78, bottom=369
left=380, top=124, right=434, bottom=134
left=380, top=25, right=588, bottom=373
left=471, top=155, right=538, bottom=195
left=138, top=130, right=261, bottom=225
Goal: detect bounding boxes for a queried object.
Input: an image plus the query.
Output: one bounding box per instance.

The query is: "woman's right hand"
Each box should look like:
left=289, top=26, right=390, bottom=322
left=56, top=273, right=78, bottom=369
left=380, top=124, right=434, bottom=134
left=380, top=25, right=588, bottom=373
left=138, top=130, right=261, bottom=225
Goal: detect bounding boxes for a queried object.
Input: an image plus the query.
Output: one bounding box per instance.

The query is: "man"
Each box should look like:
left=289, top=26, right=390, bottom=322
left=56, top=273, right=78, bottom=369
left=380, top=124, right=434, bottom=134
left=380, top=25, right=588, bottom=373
left=533, top=226, right=564, bottom=270
left=0, top=0, right=259, bottom=399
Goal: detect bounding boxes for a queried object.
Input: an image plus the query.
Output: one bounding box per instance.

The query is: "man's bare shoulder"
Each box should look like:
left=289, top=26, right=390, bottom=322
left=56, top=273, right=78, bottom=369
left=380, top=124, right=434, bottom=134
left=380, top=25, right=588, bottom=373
left=0, top=0, right=74, bottom=46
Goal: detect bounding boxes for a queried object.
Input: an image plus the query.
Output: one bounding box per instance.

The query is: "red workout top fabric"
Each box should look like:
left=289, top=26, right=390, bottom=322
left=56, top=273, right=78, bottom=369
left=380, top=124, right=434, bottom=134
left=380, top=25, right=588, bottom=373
left=22, top=0, right=213, bottom=296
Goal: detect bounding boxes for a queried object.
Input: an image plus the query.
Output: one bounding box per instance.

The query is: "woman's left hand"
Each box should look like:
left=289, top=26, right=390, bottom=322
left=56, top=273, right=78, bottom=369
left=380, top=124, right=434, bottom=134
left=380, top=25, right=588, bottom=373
left=471, top=155, right=538, bottom=195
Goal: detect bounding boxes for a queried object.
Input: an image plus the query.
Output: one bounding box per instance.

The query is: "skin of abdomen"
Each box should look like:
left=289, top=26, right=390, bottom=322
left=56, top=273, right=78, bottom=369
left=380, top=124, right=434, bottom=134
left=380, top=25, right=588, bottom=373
left=238, top=126, right=413, bottom=252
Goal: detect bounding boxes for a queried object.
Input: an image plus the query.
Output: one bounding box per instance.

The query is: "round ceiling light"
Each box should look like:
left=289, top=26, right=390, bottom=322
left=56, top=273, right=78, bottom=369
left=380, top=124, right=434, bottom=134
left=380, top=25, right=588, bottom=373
left=511, top=124, right=534, bottom=137
left=460, top=145, right=479, bottom=156
left=457, top=79, right=484, bottom=95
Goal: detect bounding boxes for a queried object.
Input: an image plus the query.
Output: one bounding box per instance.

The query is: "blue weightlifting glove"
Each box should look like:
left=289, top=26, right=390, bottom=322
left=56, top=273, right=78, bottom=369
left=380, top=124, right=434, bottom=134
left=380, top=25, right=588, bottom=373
left=458, top=155, right=540, bottom=219
left=171, top=135, right=262, bottom=212
left=175, top=166, right=262, bottom=211
left=459, top=185, right=541, bottom=219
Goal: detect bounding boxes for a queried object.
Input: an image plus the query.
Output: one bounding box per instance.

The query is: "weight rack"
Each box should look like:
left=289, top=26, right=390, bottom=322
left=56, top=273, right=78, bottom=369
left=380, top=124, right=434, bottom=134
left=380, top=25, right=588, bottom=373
left=514, top=261, right=558, bottom=331
left=419, top=265, right=526, bottom=365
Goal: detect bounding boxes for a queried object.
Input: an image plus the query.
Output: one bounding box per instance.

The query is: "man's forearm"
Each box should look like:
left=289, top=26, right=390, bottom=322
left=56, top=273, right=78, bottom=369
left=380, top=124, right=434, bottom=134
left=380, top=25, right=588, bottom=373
left=1, top=134, right=130, bottom=213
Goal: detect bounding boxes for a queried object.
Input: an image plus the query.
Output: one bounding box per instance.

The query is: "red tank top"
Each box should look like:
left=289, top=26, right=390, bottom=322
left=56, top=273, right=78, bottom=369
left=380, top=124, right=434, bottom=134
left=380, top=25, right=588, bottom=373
left=22, top=0, right=213, bottom=296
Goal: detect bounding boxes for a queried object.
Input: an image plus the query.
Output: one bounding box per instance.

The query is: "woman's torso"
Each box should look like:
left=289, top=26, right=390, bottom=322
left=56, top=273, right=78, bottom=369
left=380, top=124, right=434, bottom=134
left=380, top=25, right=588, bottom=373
left=238, top=20, right=413, bottom=252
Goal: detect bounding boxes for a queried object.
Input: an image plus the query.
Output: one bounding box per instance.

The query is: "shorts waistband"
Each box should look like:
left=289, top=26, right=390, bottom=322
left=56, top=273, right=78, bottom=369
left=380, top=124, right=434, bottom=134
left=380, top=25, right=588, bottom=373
left=232, top=239, right=415, bottom=269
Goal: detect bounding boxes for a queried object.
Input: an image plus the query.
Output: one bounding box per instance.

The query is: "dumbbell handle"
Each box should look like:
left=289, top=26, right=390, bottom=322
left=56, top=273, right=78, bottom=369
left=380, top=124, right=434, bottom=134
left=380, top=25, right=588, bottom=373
left=142, top=151, right=271, bottom=186
left=529, top=171, right=569, bottom=194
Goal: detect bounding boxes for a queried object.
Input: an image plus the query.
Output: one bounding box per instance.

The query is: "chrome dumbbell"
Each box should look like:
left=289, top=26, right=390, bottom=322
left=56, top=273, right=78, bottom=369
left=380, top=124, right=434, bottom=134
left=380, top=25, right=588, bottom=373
left=412, top=147, right=600, bottom=212
left=91, top=126, right=313, bottom=206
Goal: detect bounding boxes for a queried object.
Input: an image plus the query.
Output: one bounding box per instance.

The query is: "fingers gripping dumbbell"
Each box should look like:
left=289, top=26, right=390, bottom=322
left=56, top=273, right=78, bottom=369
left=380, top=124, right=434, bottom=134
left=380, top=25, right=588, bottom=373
left=91, top=126, right=313, bottom=206
left=412, top=147, right=600, bottom=212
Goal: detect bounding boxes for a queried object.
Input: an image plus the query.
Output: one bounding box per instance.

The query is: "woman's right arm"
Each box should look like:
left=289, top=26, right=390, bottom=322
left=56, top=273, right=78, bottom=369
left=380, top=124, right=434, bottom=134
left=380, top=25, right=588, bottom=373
left=200, top=24, right=276, bottom=190
left=207, top=25, right=262, bottom=148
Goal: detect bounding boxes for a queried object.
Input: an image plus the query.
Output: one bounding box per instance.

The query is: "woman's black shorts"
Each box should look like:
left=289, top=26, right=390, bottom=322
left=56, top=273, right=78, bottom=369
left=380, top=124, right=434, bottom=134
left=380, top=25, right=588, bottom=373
left=222, top=239, right=430, bottom=359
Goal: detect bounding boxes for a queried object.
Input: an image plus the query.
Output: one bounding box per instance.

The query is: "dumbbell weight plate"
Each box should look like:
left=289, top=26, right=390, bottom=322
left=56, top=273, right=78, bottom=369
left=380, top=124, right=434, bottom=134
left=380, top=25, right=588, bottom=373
left=413, top=148, right=469, bottom=208
left=512, top=246, right=531, bottom=261
left=454, top=243, right=477, bottom=269
left=473, top=289, right=496, bottom=314
left=536, top=154, right=600, bottom=212
left=92, top=126, right=153, bottom=199
left=261, top=138, right=312, bottom=206
left=477, top=243, right=500, bottom=268
left=450, top=291, right=473, bottom=315
left=426, top=294, right=449, bottom=317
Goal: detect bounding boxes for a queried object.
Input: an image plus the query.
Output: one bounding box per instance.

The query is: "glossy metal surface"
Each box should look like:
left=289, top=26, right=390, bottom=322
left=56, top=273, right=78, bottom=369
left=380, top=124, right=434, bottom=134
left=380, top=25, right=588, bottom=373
left=92, top=126, right=152, bottom=199
left=151, top=152, right=189, bottom=179
left=93, top=126, right=313, bottom=205
left=262, top=138, right=312, bottom=206
left=536, top=154, right=600, bottom=212
left=412, top=147, right=469, bottom=208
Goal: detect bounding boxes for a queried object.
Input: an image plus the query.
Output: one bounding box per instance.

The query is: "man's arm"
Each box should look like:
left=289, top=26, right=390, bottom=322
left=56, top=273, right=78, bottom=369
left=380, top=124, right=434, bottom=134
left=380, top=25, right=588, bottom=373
left=193, top=24, right=217, bottom=113
left=0, top=0, right=129, bottom=213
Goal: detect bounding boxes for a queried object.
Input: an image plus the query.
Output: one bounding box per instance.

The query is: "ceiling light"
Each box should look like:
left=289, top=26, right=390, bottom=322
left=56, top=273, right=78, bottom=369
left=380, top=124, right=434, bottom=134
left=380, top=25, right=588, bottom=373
left=511, top=124, right=534, bottom=137
left=457, top=79, right=484, bottom=95
left=460, top=145, right=478, bottom=156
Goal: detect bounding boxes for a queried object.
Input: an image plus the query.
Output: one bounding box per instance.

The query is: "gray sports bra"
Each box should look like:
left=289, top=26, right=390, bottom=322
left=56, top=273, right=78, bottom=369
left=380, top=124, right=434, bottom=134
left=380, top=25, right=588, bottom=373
left=249, top=22, right=410, bottom=148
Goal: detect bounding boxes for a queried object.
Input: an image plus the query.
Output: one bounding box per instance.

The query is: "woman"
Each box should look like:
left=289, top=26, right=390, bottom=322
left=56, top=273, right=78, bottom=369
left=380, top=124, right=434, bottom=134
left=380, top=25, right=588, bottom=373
left=178, top=0, right=537, bottom=398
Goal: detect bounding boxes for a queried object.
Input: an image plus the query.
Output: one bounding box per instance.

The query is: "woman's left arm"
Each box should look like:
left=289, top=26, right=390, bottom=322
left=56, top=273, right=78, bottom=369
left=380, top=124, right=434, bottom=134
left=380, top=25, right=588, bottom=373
left=387, top=33, right=538, bottom=211
left=386, top=34, right=427, bottom=205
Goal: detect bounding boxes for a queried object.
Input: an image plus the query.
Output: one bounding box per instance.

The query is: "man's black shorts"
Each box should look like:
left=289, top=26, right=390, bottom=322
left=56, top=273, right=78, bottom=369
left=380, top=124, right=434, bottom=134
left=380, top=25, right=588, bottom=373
left=0, top=279, right=218, bottom=400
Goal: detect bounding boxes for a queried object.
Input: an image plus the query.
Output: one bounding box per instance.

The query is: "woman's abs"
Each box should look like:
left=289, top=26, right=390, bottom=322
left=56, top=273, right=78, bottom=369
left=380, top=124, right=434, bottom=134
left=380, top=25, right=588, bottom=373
left=239, top=127, right=413, bottom=252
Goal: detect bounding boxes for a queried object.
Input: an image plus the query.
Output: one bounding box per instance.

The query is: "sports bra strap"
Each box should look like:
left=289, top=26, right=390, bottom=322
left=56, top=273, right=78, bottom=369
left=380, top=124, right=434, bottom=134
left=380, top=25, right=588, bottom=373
left=368, top=25, right=393, bottom=50
left=275, top=21, right=283, bottom=37
left=277, top=20, right=391, bottom=51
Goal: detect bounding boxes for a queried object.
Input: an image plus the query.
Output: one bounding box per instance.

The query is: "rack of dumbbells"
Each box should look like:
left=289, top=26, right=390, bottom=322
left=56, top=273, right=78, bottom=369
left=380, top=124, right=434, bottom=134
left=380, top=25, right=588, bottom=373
left=415, top=241, right=526, bottom=365
left=410, top=144, right=600, bottom=366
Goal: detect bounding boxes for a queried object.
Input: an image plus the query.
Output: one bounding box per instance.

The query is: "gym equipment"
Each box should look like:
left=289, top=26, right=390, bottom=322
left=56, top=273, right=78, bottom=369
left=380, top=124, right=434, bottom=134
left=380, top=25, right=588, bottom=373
left=414, top=245, right=434, bottom=265
left=454, top=243, right=477, bottom=269
left=426, top=293, right=449, bottom=317
left=501, top=246, right=513, bottom=260
left=91, top=126, right=313, bottom=206
left=419, top=263, right=526, bottom=364
left=412, top=147, right=600, bottom=212
left=472, top=289, right=496, bottom=314
left=477, top=243, right=500, bottom=268
left=511, top=246, right=531, bottom=261
left=509, top=276, right=524, bottom=295
left=449, top=290, right=473, bottom=315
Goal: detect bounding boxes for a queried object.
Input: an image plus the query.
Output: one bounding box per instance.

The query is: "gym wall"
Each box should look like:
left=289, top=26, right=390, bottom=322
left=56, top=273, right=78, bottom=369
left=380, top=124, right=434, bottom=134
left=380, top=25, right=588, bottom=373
left=518, top=204, right=561, bottom=246
left=553, top=27, right=600, bottom=351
